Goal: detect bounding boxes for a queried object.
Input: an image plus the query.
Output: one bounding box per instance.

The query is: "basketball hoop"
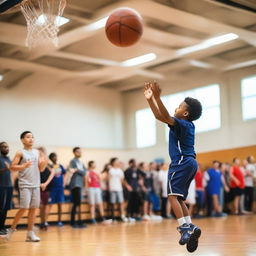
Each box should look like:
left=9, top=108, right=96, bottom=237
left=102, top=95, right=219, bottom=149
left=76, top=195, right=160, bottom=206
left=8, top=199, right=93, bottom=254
left=20, top=0, right=67, bottom=48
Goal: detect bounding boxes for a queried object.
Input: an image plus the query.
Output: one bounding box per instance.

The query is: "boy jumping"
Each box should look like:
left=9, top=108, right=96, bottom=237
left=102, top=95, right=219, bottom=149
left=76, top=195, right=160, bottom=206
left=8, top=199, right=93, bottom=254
left=144, top=82, right=202, bottom=253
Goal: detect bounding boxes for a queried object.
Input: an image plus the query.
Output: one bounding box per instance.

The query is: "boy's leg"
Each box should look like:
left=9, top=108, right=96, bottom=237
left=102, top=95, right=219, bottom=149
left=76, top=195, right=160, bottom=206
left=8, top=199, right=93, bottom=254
left=90, top=204, right=96, bottom=220
left=177, top=197, right=192, bottom=224
left=168, top=195, right=185, bottom=220
left=57, top=203, right=62, bottom=223
left=26, top=208, right=40, bottom=242
left=11, top=208, right=27, bottom=230
left=27, top=208, right=37, bottom=231
left=234, top=195, right=240, bottom=214
left=212, top=194, right=221, bottom=213
left=169, top=195, right=193, bottom=246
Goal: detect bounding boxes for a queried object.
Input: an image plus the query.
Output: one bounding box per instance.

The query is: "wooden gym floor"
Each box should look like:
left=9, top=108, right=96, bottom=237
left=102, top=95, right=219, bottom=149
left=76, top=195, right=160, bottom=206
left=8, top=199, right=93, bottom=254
left=1, top=216, right=256, bottom=256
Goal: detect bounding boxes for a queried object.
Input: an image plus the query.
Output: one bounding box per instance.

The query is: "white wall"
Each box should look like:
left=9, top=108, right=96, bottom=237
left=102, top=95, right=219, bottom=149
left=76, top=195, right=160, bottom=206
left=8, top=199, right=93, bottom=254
left=0, top=73, right=124, bottom=151
left=122, top=66, right=256, bottom=162
left=1, top=66, right=256, bottom=168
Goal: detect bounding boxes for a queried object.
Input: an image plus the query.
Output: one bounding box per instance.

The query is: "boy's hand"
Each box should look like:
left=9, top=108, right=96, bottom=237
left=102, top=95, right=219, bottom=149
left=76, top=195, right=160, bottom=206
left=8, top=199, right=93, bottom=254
left=40, top=183, right=47, bottom=191
left=151, top=81, right=161, bottom=98
left=144, top=82, right=153, bottom=100
left=22, top=161, right=33, bottom=169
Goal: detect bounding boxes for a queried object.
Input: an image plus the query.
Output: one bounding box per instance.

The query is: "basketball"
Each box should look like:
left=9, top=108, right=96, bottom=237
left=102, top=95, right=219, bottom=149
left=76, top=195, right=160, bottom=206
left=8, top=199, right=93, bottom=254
left=105, top=8, right=143, bottom=47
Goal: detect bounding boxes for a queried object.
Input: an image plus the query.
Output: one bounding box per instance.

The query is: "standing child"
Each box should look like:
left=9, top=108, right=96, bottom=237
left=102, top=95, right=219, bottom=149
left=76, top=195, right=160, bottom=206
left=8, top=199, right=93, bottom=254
left=0, top=142, right=13, bottom=236
left=230, top=158, right=245, bottom=215
left=7, top=131, right=48, bottom=242
left=69, top=147, right=86, bottom=228
left=108, top=158, right=127, bottom=222
left=86, top=161, right=110, bottom=224
left=39, top=151, right=55, bottom=230
left=47, top=152, right=66, bottom=226
left=158, top=163, right=171, bottom=218
left=144, top=82, right=202, bottom=253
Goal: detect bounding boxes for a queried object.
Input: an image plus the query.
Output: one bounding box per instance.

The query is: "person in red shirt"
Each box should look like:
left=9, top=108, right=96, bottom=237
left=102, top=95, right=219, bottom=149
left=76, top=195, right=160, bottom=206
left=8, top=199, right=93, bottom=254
left=195, top=167, right=204, bottom=216
left=86, top=161, right=111, bottom=224
left=229, top=158, right=245, bottom=215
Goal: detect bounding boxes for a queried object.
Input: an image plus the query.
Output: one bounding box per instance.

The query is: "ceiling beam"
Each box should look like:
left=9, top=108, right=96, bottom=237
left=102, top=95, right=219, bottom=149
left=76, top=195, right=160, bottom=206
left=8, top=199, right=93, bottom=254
left=0, top=22, right=26, bottom=47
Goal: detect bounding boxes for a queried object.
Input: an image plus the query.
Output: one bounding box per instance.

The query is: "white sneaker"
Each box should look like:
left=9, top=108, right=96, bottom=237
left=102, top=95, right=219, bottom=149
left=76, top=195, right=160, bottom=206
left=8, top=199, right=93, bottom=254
left=151, top=215, right=163, bottom=221
left=6, top=228, right=16, bottom=240
left=142, top=215, right=151, bottom=221
left=102, top=219, right=113, bottom=225
left=121, top=215, right=128, bottom=222
left=121, top=216, right=128, bottom=222
left=26, top=231, right=40, bottom=242
left=128, top=217, right=136, bottom=222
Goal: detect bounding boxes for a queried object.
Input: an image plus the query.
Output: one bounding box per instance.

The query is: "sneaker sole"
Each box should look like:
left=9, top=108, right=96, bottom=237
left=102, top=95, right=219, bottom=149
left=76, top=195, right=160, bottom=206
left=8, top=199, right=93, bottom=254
left=186, top=228, right=201, bottom=253
left=26, top=239, right=40, bottom=242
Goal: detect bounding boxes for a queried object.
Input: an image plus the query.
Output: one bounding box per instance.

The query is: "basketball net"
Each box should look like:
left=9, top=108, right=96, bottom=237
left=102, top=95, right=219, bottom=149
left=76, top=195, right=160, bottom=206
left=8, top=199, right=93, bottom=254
left=20, top=0, right=66, bottom=49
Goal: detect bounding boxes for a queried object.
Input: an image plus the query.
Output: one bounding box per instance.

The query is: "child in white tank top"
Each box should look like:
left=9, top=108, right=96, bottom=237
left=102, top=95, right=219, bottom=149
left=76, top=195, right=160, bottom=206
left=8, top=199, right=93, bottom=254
left=6, top=131, right=48, bottom=242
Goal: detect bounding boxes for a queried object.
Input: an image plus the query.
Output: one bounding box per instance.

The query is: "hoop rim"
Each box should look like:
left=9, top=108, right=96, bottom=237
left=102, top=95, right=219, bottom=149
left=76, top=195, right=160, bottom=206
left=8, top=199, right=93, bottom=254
left=0, top=0, right=24, bottom=14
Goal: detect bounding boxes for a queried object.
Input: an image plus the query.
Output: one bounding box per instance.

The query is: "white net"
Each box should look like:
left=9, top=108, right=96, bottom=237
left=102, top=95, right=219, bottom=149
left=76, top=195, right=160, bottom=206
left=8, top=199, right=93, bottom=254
left=20, top=0, right=67, bottom=48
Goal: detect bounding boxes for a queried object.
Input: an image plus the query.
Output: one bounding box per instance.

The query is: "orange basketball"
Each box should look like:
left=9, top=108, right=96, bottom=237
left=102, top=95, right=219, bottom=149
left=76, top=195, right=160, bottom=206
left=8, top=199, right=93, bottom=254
left=105, top=8, right=143, bottom=47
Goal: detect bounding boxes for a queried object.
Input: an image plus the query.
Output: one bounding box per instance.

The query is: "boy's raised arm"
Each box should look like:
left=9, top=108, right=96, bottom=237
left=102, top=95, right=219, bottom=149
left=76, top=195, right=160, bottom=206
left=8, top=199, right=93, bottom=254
left=145, top=81, right=175, bottom=126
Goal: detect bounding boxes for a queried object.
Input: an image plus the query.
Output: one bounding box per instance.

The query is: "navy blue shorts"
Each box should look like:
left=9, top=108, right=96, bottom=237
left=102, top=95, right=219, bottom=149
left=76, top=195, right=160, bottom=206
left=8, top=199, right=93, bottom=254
left=167, top=157, right=198, bottom=200
left=49, top=188, right=64, bottom=204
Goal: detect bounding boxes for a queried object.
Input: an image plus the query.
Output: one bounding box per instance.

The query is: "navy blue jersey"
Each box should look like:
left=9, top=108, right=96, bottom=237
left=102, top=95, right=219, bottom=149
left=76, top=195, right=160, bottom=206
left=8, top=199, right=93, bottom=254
left=168, top=117, right=195, bottom=164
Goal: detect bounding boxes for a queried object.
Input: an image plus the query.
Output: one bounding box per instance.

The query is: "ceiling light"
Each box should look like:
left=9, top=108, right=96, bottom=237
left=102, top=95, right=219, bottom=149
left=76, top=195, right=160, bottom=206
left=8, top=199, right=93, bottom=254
left=224, top=59, right=256, bottom=71
left=0, top=74, right=3, bottom=81
left=122, top=53, right=157, bottom=67
left=86, top=17, right=108, bottom=31
left=36, top=15, right=70, bottom=27
left=177, top=33, right=239, bottom=56
left=189, top=60, right=215, bottom=69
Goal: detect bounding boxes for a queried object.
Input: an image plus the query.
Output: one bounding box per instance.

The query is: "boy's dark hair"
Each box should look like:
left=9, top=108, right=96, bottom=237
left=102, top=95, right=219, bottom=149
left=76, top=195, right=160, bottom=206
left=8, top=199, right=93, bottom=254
left=247, top=156, right=253, bottom=163
left=88, top=161, right=94, bottom=168
left=49, top=152, right=57, bottom=161
left=20, top=131, right=32, bottom=139
left=102, top=163, right=110, bottom=173
left=184, top=97, right=202, bottom=121
left=128, top=158, right=135, bottom=165
left=110, top=157, right=118, bottom=166
left=138, top=162, right=145, bottom=169
left=73, top=147, right=80, bottom=153
left=0, top=141, right=7, bottom=146
left=233, top=157, right=238, bottom=163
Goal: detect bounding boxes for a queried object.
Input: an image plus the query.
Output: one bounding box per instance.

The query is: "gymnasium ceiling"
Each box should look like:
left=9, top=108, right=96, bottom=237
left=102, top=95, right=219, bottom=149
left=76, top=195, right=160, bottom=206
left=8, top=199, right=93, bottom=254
left=0, top=0, right=255, bottom=91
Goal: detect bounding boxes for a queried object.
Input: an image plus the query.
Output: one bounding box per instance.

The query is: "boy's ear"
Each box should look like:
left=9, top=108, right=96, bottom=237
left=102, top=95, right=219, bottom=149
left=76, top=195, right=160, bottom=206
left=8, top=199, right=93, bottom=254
left=183, top=111, right=189, bottom=117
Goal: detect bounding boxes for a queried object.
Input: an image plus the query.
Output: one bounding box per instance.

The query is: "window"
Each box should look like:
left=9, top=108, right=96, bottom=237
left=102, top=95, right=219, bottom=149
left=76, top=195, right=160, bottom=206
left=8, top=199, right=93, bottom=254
left=164, top=84, right=221, bottom=140
left=241, top=75, right=256, bottom=121
left=135, top=108, right=156, bottom=148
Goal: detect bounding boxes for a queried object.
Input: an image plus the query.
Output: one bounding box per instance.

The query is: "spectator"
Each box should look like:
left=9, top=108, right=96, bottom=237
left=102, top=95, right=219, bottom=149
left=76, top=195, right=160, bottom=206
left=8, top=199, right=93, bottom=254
left=108, top=158, right=127, bottom=222
left=47, top=153, right=66, bottom=227
left=244, top=156, right=256, bottom=212
left=86, top=161, right=110, bottom=224
left=0, top=142, right=13, bottom=236
left=194, top=167, right=204, bottom=217
left=69, top=147, right=86, bottom=228
left=204, top=161, right=228, bottom=217
left=124, top=159, right=143, bottom=222
left=230, top=158, right=245, bottom=215
left=158, top=163, right=171, bottom=218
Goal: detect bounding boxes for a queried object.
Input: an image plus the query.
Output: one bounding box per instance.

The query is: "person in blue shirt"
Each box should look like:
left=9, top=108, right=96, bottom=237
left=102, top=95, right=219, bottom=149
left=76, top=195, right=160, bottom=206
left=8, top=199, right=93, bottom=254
left=205, top=161, right=229, bottom=217
left=48, top=152, right=66, bottom=227
left=144, top=81, right=202, bottom=253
